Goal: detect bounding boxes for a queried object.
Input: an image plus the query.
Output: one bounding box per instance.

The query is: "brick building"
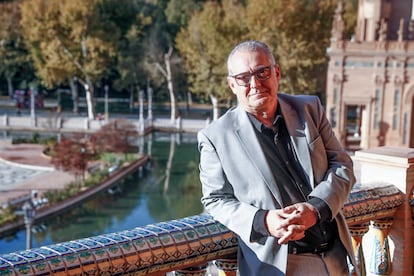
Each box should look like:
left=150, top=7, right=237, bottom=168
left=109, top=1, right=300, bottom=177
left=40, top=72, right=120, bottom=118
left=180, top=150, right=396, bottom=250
left=326, top=0, right=414, bottom=150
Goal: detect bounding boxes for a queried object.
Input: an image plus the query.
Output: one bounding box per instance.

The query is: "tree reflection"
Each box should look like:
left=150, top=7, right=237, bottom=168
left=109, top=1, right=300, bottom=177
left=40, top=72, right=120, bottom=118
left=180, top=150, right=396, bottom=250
left=146, top=134, right=202, bottom=222
left=2, top=133, right=203, bottom=253
left=163, top=133, right=176, bottom=193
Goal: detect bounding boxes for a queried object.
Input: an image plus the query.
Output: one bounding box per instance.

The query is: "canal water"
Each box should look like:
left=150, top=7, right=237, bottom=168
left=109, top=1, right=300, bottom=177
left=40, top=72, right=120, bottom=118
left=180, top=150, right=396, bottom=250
left=0, top=132, right=203, bottom=255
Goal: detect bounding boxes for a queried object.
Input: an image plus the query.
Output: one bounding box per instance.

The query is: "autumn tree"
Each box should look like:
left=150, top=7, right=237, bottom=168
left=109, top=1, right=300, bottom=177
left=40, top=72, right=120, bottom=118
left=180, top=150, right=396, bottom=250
left=51, top=136, right=96, bottom=183
left=176, top=0, right=248, bottom=120
left=91, top=119, right=138, bottom=156
left=0, top=0, right=34, bottom=97
left=177, top=0, right=358, bottom=107
left=20, top=0, right=120, bottom=119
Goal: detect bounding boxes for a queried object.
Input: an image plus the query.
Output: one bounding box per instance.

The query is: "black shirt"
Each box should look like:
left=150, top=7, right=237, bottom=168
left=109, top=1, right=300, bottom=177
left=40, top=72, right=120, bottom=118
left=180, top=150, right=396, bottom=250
left=247, top=110, right=338, bottom=248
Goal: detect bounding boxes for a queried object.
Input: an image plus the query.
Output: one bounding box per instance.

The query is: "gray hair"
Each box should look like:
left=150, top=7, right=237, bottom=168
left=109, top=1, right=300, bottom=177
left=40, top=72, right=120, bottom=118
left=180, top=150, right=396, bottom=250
left=227, top=40, right=276, bottom=75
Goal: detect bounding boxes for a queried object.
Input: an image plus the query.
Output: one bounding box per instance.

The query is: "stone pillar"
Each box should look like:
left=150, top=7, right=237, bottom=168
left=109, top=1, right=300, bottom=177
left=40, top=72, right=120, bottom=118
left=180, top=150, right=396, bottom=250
left=354, top=147, right=414, bottom=276
left=84, top=118, right=90, bottom=130
left=3, top=114, right=9, bottom=126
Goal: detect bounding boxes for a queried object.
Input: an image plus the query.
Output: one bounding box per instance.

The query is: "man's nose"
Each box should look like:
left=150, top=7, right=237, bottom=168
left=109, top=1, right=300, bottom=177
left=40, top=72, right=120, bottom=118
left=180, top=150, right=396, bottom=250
left=249, top=74, right=261, bottom=89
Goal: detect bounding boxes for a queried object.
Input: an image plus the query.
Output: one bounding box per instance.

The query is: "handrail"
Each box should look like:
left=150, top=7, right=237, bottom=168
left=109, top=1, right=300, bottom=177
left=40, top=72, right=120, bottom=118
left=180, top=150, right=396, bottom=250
left=0, top=183, right=405, bottom=275
left=0, top=214, right=237, bottom=275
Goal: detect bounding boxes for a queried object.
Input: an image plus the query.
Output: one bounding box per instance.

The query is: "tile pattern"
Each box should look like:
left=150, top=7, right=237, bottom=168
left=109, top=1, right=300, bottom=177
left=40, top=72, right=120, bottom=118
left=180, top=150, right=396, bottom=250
left=0, top=214, right=238, bottom=275
left=344, top=184, right=404, bottom=226
left=0, top=160, right=47, bottom=191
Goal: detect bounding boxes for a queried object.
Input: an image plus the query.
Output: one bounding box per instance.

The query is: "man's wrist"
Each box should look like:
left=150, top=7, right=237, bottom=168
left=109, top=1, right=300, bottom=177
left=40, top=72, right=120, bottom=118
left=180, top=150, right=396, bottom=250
left=253, top=209, right=270, bottom=236
left=308, top=197, right=332, bottom=222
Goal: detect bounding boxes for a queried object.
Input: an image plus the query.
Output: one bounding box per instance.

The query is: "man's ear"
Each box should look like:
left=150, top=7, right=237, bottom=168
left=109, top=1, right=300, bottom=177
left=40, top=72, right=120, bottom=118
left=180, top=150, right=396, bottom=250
left=227, top=77, right=237, bottom=94
left=275, top=65, right=281, bottom=81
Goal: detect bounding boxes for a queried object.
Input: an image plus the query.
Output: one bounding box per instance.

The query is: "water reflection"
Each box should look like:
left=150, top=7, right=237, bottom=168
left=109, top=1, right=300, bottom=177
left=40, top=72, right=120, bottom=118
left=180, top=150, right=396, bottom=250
left=0, top=132, right=203, bottom=254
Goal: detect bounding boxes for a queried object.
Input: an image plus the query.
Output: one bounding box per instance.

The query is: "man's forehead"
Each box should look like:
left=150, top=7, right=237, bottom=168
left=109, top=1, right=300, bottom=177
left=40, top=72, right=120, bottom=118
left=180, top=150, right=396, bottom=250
left=230, top=50, right=269, bottom=72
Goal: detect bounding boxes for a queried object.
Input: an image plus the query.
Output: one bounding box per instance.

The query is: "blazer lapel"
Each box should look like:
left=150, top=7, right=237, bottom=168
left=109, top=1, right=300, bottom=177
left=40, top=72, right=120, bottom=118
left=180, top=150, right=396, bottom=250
left=279, top=98, right=315, bottom=188
left=234, top=108, right=284, bottom=207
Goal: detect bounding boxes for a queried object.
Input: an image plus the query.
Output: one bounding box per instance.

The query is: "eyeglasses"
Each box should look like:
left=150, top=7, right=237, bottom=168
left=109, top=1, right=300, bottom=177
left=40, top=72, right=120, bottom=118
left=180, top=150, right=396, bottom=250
left=229, top=65, right=275, bottom=87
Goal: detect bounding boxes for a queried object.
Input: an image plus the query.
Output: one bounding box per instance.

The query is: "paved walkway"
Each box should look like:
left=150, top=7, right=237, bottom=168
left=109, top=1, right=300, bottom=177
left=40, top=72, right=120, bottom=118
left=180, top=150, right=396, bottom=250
left=0, top=143, right=75, bottom=207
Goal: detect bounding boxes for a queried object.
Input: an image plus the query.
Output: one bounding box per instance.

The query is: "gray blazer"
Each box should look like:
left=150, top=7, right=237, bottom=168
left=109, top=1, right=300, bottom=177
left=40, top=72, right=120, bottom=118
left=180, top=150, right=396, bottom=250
left=198, top=93, right=356, bottom=275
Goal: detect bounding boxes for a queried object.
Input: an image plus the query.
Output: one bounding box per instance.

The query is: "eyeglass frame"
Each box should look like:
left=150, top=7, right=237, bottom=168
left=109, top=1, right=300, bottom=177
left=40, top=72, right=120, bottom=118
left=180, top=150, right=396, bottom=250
left=228, top=64, right=276, bottom=87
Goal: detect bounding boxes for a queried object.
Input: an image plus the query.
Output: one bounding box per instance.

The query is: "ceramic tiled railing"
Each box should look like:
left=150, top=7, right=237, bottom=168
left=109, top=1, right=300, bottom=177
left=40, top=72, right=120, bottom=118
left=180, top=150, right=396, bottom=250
left=0, top=183, right=406, bottom=276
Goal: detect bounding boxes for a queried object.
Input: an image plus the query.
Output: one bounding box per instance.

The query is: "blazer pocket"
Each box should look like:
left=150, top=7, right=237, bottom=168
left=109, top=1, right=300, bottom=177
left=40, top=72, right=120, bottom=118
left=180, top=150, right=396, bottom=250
left=309, top=136, right=328, bottom=183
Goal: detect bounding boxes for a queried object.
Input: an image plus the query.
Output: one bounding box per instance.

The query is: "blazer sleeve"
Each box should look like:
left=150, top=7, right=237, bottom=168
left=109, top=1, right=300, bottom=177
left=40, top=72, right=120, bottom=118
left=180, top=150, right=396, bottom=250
left=198, top=130, right=262, bottom=244
left=304, top=96, right=356, bottom=218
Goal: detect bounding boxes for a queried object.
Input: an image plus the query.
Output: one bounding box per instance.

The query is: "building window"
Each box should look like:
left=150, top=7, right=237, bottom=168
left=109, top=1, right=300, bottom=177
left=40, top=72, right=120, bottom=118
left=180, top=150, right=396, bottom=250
left=334, top=87, right=338, bottom=103
left=374, top=89, right=381, bottom=129
left=392, top=89, right=400, bottom=130
left=403, top=112, right=408, bottom=145
left=345, top=61, right=374, bottom=67
left=331, top=88, right=339, bottom=127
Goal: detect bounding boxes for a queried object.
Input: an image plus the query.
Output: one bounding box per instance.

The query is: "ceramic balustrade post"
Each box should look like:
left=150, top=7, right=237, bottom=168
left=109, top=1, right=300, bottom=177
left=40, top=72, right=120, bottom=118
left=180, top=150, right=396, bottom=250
left=214, top=257, right=238, bottom=276
left=349, top=223, right=369, bottom=276
left=174, top=264, right=207, bottom=276
left=369, top=218, right=393, bottom=275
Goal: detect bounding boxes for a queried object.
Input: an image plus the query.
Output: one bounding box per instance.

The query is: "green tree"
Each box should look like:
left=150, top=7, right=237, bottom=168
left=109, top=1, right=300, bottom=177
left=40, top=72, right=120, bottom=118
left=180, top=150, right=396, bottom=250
left=176, top=0, right=249, bottom=120
left=111, top=0, right=154, bottom=107
left=20, top=0, right=120, bottom=119
left=164, top=0, right=205, bottom=111
left=141, top=0, right=182, bottom=122
left=0, top=0, right=33, bottom=97
left=165, top=0, right=205, bottom=29
left=177, top=0, right=357, bottom=107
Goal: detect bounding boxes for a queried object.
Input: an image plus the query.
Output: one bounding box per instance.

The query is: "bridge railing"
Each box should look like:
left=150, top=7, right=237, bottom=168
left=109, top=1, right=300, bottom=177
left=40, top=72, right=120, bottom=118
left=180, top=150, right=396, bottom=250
left=0, top=183, right=406, bottom=276
left=0, top=146, right=413, bottom=276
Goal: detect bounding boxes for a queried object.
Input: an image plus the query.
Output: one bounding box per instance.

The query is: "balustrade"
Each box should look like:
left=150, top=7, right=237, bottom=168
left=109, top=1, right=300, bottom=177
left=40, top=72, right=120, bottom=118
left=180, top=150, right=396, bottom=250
left=0, top=146, right=413, bottom=276
left=0, top=183, right=405, bottom=276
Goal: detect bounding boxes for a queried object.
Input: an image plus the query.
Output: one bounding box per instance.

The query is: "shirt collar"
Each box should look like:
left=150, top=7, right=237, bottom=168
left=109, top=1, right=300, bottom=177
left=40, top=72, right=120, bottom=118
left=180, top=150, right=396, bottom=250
left=247, top=104, right=284, bottom=135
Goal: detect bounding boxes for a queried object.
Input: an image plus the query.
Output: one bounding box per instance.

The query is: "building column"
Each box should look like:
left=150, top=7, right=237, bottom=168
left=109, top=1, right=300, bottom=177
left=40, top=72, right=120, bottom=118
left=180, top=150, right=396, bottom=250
left=354, top=147, right=414, bottom=276
left=360, top=106, right=369, bottom=149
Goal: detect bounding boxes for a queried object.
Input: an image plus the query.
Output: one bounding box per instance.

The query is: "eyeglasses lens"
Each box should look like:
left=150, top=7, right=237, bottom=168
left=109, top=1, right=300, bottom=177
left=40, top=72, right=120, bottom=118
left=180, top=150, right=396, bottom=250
left=234, top=66, right=272, bottom=86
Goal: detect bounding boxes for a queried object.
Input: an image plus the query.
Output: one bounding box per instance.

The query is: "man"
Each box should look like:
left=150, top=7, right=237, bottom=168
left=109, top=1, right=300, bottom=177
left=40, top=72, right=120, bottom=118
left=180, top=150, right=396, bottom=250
left=198, top=40, right=357, bottom=275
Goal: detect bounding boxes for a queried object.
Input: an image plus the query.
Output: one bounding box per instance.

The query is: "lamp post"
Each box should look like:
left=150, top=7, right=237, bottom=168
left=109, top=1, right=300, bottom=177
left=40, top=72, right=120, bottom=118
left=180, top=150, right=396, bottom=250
left=22, top=200, right=36, bottom=250
left=104, top=85, right=109, bottom=121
